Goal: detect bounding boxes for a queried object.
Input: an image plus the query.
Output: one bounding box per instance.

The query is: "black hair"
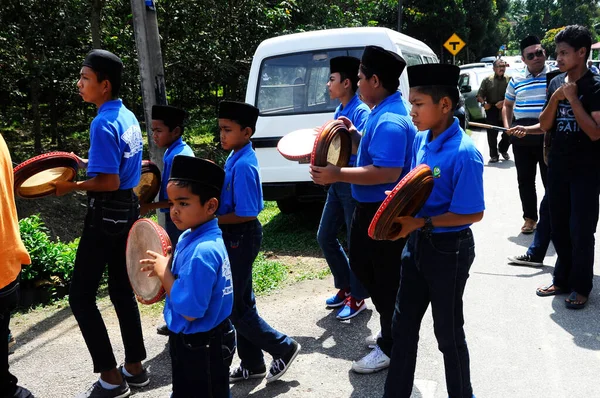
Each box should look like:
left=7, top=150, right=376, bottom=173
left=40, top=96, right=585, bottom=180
left=224, top=118, right=255, bottom=137
left=161, top=120, right=185, bottom=136
left=555, top=25, right=592, bottom=59
left=95, top=70, right=121, bottom=98
left=169, top=180, right=220, bottom=206
left=412, top=85, right=460, bottom=111
left=359, top=64, right=400, bottom=94
left=338, top=71, right=359, bottom=93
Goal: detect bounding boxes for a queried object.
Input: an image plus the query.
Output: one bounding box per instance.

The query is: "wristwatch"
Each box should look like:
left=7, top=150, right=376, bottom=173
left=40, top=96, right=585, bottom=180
left=422, top=216, right=434, bottom=234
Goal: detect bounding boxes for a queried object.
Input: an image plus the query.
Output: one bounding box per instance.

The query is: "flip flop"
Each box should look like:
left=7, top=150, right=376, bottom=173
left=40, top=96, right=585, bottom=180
left=565, top=291, right=588, bottom=310
left=536, top=283, right=564, bottom=297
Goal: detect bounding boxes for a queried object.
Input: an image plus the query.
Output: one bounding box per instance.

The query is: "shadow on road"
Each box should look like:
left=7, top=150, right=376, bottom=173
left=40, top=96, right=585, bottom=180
left=484, top=159, right=514, bottom=169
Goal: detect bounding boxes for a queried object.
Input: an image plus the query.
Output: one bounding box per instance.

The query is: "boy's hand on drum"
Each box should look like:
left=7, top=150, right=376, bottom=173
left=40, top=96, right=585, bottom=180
left=52, top=180, right=77, bottom=196
left=71, top=153, right=88, bottom=169
left=140, top=247, right=172, bottom=279
left=310, top=163, right=340, bottom=185
left=392, top=216, right=422, bottom=239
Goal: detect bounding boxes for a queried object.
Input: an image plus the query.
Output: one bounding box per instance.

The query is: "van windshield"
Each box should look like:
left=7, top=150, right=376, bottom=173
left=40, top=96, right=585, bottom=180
left=257, top=48, right=363, bottom=116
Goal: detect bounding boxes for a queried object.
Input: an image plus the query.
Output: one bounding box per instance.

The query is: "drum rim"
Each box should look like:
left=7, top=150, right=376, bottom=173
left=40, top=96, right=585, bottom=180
left=135, top=160, right=162, bottom=205
left=368, top=164, right=434, bottom=241
left=277, top=128, right=319, bottom=160
left=13, top=151, right=79, bottom=199
left=126, top=218, right=171, bottom=304
left=311, top=120, right=352, bottom=167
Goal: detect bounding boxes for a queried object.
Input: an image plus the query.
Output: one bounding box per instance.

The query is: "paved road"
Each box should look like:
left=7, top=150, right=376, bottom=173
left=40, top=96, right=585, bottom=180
left=9, top=129, right=600, bottom=397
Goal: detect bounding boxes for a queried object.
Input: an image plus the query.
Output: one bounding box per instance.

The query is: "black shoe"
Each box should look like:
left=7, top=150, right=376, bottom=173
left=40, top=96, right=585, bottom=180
left=266, top=340, right=301, bottom=383
left=156, top=324, right=169, bottom=336
left=507, top=254, right=543, bottom=267
left=13, top=386, right=35, bottom=398
left=489, top=156, right=499, bottom=163
left=229, top=364, right=267, bottom=383
left=76, top=380, right=130, bottom=398
left=501, top=151, right=510, bottom=160
left=118, top=365, right=150, bottom=388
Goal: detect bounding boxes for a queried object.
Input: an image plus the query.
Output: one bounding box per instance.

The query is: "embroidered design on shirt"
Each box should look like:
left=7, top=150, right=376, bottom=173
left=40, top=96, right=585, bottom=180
left=222, top=257, right=233, bottom=297
left=121, top=125, right=144, bottom=158
left=433, top=166, right=441, bottom=178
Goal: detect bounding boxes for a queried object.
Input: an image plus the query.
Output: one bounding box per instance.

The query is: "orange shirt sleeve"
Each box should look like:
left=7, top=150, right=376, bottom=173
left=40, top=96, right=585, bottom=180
left=0, top=134, right=31, bottom=289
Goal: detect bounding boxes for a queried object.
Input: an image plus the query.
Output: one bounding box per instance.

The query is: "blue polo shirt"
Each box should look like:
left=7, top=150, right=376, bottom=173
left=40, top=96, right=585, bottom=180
left=412, top=118, right=485, bottom=233
left=217, top=142, right=264, bottom=217
left=165, top=218, right=233, bottom=334
left=87, top=99, right=143, bottom=189
left=335, top=94, right=370, bottom=166
left=352, top=92, right=416, bottom=203
left=160, top=138, right=194, bottom=212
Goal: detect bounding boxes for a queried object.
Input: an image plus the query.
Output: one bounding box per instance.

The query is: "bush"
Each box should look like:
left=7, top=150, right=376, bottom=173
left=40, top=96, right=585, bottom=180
left=19, top=214, right=78, bottom=291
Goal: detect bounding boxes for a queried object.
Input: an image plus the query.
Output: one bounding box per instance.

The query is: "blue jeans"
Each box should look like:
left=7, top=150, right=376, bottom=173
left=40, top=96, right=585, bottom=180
left=548, top=161, right=600, bottom=296
left=384, top=229, right=475, bottom=398
left=222, top=220, right=294, bottom=370
left=169, top=319, right=235, bottom=398
left=526, top=193, right=552, bottom=260
left=317, top=183, right=368, bottom=300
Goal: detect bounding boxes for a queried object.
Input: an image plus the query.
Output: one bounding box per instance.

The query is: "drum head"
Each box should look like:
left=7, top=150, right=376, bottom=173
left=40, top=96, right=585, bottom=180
left=126, top=218, right=171, bottom=304
left=311, top=120, right=352, bottom=167
left=368, top=164, right=434, bottom=241
left=134, top=160, right=161, bottom=204
left=13, top=152, right=79, bottom=199
left=277, top=128, right=319, bottom=163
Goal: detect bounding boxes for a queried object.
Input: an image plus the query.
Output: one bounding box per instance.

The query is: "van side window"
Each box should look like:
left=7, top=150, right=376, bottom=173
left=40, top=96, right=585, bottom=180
left=402, top=52, right=423, bottom=66
left=256, top=48, right=361, bottom=116
left=459, top=73, right=470, bottom=88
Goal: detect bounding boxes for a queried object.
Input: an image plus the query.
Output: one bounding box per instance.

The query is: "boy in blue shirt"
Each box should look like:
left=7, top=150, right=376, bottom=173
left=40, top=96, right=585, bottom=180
left=383, top=64, right=485, bottom=398
left=140, top=155, right=235, bottom=397
left=141, top=105, right=194, bottom=243
left=320, top=56, right=371, bottom=320
left=141, top=105, right=194, bottom=337
left=311, top=46, right=416, bottom=374
left=54, top=49, right=148, bottom=398
left=216, top=101, right=301, bottom=384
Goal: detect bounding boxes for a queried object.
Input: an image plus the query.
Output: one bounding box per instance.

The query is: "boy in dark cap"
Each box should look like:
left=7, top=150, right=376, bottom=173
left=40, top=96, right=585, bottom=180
left=311, top=46, right=416, bottom=374
left=537, top=25, right=600, bottom=309
left=383, top=64, right=484, bottom=398
left=216, top=100, right=301, bottom=384
left=54, top=49, right=147, bottom=398
left=140, top=156, right=235, bottom=397
left=142, top=105, right=194, bottom=337
left=320, top=56, right=370, bottom=320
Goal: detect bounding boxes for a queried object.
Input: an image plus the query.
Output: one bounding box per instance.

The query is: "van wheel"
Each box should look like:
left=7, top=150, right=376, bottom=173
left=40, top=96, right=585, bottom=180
left=276, top=198, right=300, bottom=214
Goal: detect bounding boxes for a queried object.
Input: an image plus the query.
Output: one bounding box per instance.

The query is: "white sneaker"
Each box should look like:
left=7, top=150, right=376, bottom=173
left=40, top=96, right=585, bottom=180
left=365, top=331, right=382, bottom=348
left=351, top=345, right=390, bottom=374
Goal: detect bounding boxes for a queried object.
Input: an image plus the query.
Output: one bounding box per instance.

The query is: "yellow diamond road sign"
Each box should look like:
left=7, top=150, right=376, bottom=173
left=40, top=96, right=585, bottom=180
left=444, top=33, right=466, bottom=56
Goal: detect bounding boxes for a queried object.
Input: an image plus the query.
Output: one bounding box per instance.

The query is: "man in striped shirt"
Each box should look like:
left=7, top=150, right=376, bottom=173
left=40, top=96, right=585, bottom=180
left=502, top=35, right=551, bottom=235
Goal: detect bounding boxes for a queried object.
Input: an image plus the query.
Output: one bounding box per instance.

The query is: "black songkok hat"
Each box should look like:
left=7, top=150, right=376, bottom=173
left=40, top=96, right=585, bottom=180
left=361, top=46, right=407, bottom=80
left=520, top=35, right=541, bottom=52
left=82, top=49, right=123, bottom=89
left=218, top=101, right=260, bottom=131
left=152, top=105, right=187, bottom=129
left=330, top=56, right=361, bottom=77
left=407, top=64, right=460, bottom=88
left=169, top=155, right=225, bottom=195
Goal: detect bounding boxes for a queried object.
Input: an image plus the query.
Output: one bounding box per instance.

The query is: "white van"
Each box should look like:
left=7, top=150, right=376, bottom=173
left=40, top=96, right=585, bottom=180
left=245, top=27, right=438, bottom=213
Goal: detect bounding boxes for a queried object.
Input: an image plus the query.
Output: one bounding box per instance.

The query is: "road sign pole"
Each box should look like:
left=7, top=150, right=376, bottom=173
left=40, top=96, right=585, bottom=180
left=453, top=55, right=455, bottom=65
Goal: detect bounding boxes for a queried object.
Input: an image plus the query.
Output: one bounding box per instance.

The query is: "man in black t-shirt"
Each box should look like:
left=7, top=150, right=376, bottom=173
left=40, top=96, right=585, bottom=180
left=537, top=25, right=600, bottom=309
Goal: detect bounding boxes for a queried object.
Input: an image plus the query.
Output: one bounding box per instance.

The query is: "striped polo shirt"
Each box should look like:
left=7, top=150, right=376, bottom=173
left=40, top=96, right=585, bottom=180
left=504, top=65, right=551, bottom=120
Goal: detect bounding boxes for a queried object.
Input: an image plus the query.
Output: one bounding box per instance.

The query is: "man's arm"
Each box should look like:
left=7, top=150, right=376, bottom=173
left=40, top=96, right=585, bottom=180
left=502, top=99, right=515, bottom=129
left=54, top=173, right=120, bottom=196
left=563, top=82, right=600, bottom=141
left=310, top=164, right=402, bottom=186
left=218, top=213, right=257, bottom=225
left=394, top=211, right=484, bottom=239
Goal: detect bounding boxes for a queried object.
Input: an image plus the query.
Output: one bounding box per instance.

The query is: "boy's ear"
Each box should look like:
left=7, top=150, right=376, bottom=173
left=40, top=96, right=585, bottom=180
left=244, top=126, right=253, bottom=138
left=440, top=96, right=453, bottom=114
left=343, top=78, right=350, bottom=89
left=172, top=126, right=182, bottom=137
left=206, top=197, right=219, bottom=214
left=371, top=74, right=380, bottom=88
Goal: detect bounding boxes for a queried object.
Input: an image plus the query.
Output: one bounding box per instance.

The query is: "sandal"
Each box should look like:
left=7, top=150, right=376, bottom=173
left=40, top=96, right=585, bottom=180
left=536, top=283, right=564, bottom=297
left=521, top=218, right=537, bottom=234
left=565, top=291, right=588, bottom=309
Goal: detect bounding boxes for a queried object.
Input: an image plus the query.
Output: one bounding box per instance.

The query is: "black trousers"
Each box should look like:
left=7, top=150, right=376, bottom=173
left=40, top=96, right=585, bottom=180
left=485, top=107, right=510, bottom=158
left=69, top=190, right=146, bottom=373
left=1, top=277, right=20, bottom=397
left=169, top=319, right=236, bottom=398
left=512, top=144, right=547, bottom=221
left=349, top=202, right=406, bottom=357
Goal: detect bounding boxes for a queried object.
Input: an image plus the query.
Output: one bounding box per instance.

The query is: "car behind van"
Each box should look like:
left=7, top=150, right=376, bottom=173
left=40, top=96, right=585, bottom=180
left=246, top=27, right=438, bottom=213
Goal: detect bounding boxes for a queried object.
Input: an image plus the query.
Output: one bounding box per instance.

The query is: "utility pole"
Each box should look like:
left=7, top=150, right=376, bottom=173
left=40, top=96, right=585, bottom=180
left=397, top=0, right=404, bottom=32
left=131, top=0, right=167, bottom=225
